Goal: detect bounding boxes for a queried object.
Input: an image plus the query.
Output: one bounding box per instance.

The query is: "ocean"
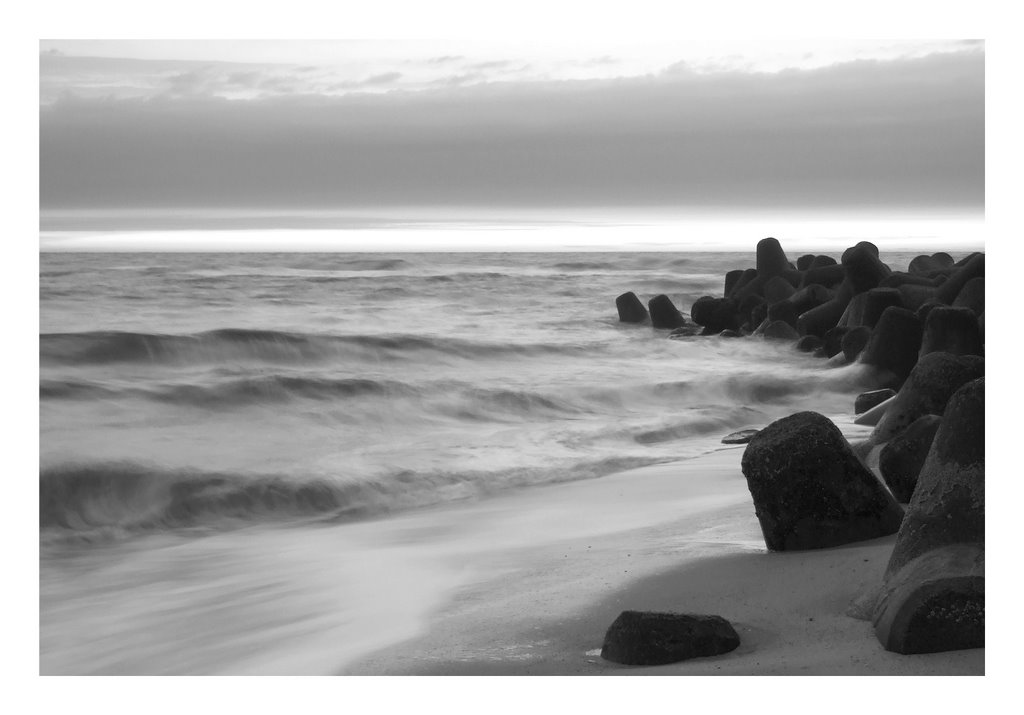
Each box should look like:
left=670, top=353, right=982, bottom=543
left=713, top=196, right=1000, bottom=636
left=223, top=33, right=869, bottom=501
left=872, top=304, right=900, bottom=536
left=37, top=247, right=959, bottom=674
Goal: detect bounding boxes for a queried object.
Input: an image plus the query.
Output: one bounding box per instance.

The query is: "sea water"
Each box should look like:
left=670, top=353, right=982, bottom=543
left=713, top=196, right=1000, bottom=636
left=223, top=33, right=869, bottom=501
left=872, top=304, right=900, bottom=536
left=37, top=247, right=956, bottom=674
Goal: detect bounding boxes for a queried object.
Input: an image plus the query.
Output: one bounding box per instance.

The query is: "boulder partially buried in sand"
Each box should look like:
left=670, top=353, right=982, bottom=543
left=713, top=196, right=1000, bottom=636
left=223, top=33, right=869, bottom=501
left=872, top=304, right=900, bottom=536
left=873, top=544, right=984, bottom=655
left=885, top=378, right=985, bottom=579
left=616, top=292, right=649, bottom=323
left=740, top=412, right=905, bottom=551
left=873, top=380, right=985, bottom=654
left=601, top=611, right=740, bottom=666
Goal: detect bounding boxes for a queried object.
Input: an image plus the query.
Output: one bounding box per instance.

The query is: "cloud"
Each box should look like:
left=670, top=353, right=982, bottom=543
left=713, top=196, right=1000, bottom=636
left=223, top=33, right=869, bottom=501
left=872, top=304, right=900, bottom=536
left=40, top=51, right=983, bottom=213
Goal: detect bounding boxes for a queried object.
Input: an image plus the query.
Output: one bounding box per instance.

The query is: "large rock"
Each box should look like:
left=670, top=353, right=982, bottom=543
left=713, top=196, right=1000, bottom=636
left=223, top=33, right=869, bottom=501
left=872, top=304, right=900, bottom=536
left=756, top=237, right=790, bottom=278
left=865, top=352, right=984, bottom=448
left=796, top=335, right=823, bottom=353
left=800, top=263, right=845, bottom=290
left=837, top=292, right=867, bottom=328
left=727, top=268, right=758, bottom=298
left=841, top=326, right=872, bottom=362
left=821, top=326, right=850, bottom=358
left=648, top=294, right=687, bottom=329
left=616, top=292, right=649, bottom=323
left=724, top=269, right=746, bottom=297
left=767, top=300, right=798, bottom=328
left=796, top=298, right=846, bottom=338
left=860, top=288, right=904, bottom=329
left=873, top=380, right=985, bottom=655
left=601, top=611, right=740, bottom=665
left=690, top=296, right=740, bottom=334
left=909, top=253, right=955, bottom=275
left=881, top=272, right=940, bottom=288
left=919, top=306, right=983, bottom=359
left=842, top=242, right=891, bottom=296
left=878, top=414, right=942, bottom=503
left=763, top=275, right=796, bottom=304
left=858, top=307, right=923, bottom=387
left=855, top=388, right=895, bottom=415
left=885, top=378, right=985, bottom=579
left=810, top=255, right=837, bottom=268
left=952, top=277, right=985, bottom=316
left=896, top=284, right=937, bottom=313
left=740, top=412, right=904, bottom=551
left=873, top=544, right=984, bottom=654
left=936, top=253, right=984, bottom=305
left=796, top=254, right=815, bottom=271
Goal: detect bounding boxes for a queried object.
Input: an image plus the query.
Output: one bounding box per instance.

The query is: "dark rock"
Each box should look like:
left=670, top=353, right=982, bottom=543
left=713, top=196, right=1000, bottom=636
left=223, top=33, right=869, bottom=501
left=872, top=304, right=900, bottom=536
left=916, top=301, right=945, bottom=325
left=842, top=242, right=891, bottom=295
left=756, top=237, right=790, bottom=278
left=737, top=294, right=765, bottom=327
left=859, top=307, right=923, bottom=387
left=885, top=378, right=985, bottom=578
left=952, top=277, right=984, bottom=316
left=648, top=294, right=687, bottom=329
left=936, top=253, right=984, bottom=305
left=932, top=252, right=955, bottom=268
left=787, top=284, right=833, bottom=316
left=763, top=275, right=796, bottom=304
left=796, top=299, right=846, bottom=338
left=722, top=428, right=759, bottom=444
left=841, top=326, right=872, bottom=362
left=855, top=388, right=896, bottom=415
left=881, top=272, right=940, bottom=288
left=796, top=254, right=816, bottom=271
left=919, top=306, right=983, bottom=359
left=837, top=292, right=867, bottom=328
left=767, top=300, right=798, bottom=328
left=854, top=394, right=895, bottom=426
left=727, top=268, right=759, bottom=299
left=796, top=335, right=823, bottom=353
left=810, top=255, right=837, bottom=268
left=764, top=320, right=799, bottom=341
left=724, top=269, right=746, bottom=297
left=601, top=611, right=740, bottom=665
left=873, top=544, right=984, bottom=654
left=750, top=301, right=768, bottom=329
left=616, top=292, right=649, bottom=323
left=879, top=415, right=943, bottom=503
left=896, top=284, right=937, bottom=313
left=821, top=325, right=850, bottom=358
left=690, top=296, right=740, bottom=334
left=861, top=288, right=904, bottom=329
left=909, top=253, right=954, bottom=275
left=865, top=352, right=984, bottom=451
left=800, top=263, right=845, bottom=290
left=740, top=411, right=905, bottom=551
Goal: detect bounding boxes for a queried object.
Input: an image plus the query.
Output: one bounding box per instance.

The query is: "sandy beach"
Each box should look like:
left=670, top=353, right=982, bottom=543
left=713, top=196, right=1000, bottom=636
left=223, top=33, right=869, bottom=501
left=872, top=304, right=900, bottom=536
left=342, top=419, right=982, bottom=675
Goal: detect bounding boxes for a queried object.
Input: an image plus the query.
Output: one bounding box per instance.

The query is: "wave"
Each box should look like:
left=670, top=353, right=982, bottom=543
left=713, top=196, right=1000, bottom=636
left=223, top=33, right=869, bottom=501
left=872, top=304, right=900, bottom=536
left=40, top=329, right=605, bottom=366
left=40, top=455, right=667, bottom=542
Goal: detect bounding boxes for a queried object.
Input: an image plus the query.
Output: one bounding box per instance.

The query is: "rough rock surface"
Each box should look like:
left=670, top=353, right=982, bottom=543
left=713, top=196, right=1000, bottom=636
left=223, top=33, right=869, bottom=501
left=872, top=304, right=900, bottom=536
left=740, top=412, right=904, bottom=551
left=919, top=306, right=983, bottom=359
left=866, top=352, right=984, bottom=448
left=879, top=414, right=943, bottom=503
left=859, top=307, right=923, bottom=386
left=601, top=611, right=740, bottom=666
left=873, top=544, right=984, bottom=655
left=885, top=378, right=985, bottom=578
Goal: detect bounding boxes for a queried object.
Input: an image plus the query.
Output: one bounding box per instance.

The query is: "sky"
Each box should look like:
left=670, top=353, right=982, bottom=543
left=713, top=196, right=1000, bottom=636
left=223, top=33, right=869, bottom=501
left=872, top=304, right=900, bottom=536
left=39, top=39, right=984, bottom=228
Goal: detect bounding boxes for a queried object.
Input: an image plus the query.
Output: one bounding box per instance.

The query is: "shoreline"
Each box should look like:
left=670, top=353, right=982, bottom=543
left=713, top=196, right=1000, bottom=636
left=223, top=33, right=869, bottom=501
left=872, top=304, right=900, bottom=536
left=342, top=415, right=982, bottom=675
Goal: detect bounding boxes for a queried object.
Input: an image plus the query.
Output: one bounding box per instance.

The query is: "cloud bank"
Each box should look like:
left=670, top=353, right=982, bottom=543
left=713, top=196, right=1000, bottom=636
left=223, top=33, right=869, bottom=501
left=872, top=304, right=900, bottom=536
left=39, top=49, right=984, bottom=214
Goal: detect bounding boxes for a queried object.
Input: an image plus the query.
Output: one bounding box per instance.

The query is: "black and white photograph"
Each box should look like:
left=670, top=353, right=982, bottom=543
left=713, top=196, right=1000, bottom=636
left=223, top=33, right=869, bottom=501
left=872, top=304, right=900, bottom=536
left=27, top=2, right=1004, bottom=691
